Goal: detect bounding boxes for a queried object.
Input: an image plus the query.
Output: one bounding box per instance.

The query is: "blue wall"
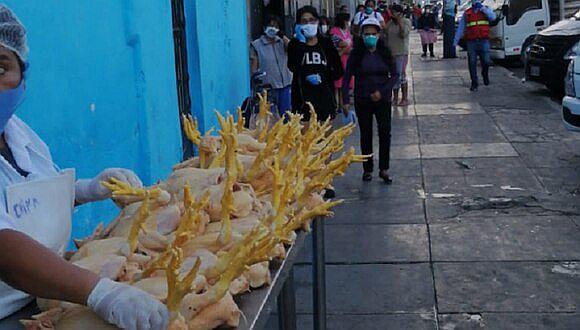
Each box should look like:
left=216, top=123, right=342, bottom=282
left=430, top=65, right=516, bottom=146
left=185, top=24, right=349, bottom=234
left=3, top=1, right=183, bottom=242
left=185, top=0, right=251, bottom=132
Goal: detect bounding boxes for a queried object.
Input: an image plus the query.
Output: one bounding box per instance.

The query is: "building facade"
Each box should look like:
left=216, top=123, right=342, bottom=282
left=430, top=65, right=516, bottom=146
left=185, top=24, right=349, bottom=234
left=1, top=0, right=251, bottom=244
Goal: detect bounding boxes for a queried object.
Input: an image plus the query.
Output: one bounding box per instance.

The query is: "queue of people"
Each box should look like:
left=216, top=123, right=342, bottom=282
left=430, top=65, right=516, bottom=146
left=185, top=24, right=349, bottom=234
left=248, top=0, right=497, bottom=185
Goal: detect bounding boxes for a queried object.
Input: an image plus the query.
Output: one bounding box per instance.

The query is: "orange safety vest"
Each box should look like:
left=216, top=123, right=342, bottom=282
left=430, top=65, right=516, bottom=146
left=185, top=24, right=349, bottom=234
left=464, top=8, right=490, bottom=41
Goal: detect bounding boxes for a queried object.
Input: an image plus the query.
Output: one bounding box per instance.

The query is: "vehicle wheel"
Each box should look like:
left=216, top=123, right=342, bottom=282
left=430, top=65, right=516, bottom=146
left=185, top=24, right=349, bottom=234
left=547, top=81, right=564, bottom=96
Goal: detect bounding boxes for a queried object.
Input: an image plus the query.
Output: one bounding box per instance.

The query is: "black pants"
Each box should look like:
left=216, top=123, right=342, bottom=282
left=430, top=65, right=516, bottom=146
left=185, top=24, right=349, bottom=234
left=422, top=43, right=434, bottom=55
left=442, top=14, right=456, bottom=58
left=354, top=98, right=392, bottom=173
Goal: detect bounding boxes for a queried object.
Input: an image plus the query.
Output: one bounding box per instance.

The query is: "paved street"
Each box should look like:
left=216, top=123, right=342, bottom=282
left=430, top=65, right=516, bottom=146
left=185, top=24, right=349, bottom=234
left=268, top=32, right=580, bottom=330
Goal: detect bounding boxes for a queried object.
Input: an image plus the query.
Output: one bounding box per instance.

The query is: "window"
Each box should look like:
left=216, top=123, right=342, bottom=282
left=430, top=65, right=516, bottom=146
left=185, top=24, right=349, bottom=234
left=507, top=0, right=542, bottom=26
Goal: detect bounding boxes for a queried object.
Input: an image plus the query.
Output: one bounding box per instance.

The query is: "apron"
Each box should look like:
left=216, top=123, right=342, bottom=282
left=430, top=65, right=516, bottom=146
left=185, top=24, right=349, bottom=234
left=0, top=168, right=75, bottom=319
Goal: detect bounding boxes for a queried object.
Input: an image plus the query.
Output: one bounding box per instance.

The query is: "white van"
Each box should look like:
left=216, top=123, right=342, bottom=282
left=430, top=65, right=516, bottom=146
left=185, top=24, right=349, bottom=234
left=489, top=0, right=551, bottom=61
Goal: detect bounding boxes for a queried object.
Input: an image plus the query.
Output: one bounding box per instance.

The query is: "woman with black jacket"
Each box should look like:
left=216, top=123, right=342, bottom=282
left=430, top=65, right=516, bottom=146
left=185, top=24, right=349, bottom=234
left=342, top=17, right=398, bottom=183
left=288, top=6, right=343, bottom=123
left=418, top=4, right=438, bottom=57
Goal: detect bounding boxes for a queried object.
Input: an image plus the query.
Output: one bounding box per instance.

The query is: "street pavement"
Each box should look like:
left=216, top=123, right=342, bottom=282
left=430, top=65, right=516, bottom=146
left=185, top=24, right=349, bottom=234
left=267, top=32, right=580, bottom=330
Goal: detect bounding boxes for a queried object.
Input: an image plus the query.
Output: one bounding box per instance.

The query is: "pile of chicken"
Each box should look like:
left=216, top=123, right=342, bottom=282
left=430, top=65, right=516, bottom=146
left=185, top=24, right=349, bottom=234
left=22, top=96, right=365, bottom=330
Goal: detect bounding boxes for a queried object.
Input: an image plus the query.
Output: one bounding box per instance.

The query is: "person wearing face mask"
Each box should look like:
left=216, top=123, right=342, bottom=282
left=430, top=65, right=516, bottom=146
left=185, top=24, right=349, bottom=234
left=352, top=0, right=386, bottom=36
left=288, top=5, right=343, bottom=198
left=385, top=4, right=412, bottom=107
left=330, top=12, right=354, bottom=112
left=454, top=0, right=496, bottom=91
left=319, top=16, right=331, bottom=36
left=250, top=15, right=293, bottom=118
left=342, top=18, right=397, bottom=183
left=418, top=4, right=438, bottom=58
left=0, top=5, right=168, bottom=330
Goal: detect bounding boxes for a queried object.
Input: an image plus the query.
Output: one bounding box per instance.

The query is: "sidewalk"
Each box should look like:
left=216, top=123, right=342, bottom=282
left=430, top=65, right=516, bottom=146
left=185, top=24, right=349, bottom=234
left=269, top=32, right=580, bottom=330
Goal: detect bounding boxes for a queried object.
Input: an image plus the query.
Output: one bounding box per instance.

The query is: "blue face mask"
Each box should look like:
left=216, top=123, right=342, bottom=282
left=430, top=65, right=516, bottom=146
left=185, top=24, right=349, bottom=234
left=0, top=81, right=25, bottom=134
left=364, top=35, right=378, bottom=48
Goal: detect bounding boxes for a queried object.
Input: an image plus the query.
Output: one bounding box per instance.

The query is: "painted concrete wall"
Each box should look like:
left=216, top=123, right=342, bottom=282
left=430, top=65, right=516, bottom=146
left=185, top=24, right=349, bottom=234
left=3, top=1, right=183, bottom=242
left=185, top=0, right=251, bottom=133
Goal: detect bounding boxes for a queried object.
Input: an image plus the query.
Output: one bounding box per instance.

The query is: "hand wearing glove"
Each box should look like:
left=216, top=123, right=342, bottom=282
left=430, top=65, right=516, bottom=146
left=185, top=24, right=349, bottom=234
left=294, top=24, right=306, bottom=43
left=341, top=109, right=356, bottom=126
left=76, top=168, right=143, bottom=205
left=88, top=278, right=169, bottom=330
left=306, top=74, right=322, bottom=86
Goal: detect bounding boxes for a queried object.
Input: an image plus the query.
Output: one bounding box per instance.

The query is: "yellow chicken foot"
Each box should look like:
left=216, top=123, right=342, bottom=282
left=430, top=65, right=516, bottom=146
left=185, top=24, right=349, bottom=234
left=166, top=248, right=201, bottom=314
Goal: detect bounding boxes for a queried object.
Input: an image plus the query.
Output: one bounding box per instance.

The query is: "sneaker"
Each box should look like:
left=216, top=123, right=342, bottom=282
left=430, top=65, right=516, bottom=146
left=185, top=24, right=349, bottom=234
left=362, top=172, right=372, bottom=181
left=430, top=53, right=435, bottom=58
left=483, top=76, right=490, bottom=86
left=470, top=84, right=478, bottom=92
left=323, top=188, right=336, bottom=199
left=421, top=53, right=427, bottom=58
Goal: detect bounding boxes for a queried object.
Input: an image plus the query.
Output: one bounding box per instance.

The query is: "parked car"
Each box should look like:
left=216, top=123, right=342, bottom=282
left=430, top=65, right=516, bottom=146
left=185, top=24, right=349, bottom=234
left=525, top=10, right=580, bottom=93
left=563, top=57, right=580, bottom=131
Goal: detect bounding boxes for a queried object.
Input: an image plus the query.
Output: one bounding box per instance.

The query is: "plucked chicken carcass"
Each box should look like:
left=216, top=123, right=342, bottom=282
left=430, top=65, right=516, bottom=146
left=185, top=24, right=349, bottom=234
left=23, top=99, right=365, bottom=329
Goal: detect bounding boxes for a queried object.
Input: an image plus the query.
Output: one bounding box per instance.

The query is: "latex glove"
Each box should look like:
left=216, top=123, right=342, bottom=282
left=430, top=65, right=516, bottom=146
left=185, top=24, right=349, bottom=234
left=76, top=168, right=143, bottom=204
left=294, top=24, right=306, bottom=43
left=306, top=74, right=322, bottom=86
left=88, top=278, right=169, bottom=330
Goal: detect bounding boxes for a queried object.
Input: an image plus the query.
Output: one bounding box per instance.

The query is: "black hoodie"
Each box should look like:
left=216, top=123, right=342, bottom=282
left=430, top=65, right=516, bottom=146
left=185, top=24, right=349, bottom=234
left=287, top=35, right=343, bottom=121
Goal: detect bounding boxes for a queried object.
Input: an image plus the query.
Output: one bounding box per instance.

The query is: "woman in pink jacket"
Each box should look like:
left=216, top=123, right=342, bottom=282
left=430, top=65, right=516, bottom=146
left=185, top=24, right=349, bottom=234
left=330, top=13, right=354, bottom=112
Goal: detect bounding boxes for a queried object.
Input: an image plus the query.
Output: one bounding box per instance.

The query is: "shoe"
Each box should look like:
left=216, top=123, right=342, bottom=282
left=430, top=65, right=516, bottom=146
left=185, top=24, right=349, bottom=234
left=430, top=53, right=435, bottom=58
left=323, top=188, right=336, bottom=199
left=470, top=84, right=478, bottom=92
left=362, top=172, right=372, bottom=181
left=483, top=76, right=490, bottom=86
left=421, top=53, right=427, bottom=58
left=379, top=170, right=392, bottom=184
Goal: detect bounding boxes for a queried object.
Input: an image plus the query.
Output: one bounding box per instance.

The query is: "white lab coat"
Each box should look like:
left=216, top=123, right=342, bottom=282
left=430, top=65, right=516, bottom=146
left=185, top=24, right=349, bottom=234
left=0, top=115, right=60, bottom=318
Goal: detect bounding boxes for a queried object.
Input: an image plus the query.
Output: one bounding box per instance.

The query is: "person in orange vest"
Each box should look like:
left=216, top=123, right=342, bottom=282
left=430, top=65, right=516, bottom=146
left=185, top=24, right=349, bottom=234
left=453, top=0, right=496, bottom=91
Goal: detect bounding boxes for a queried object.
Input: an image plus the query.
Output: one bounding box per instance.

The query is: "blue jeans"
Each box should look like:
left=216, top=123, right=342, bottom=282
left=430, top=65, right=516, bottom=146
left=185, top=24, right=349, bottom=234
left=270, top=85, right=291, bottom=117
left=466, top=39, right=491, bottom=87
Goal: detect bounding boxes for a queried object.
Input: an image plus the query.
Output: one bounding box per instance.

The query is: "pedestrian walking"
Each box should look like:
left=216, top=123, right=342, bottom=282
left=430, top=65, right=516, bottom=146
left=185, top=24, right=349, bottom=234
left=418, top=5, right=438, bottom=58
left=288, top=6, right=343, bottom=197
left=342, top=18, right=398, bottom=183
left=250, top=15, right=293, bottom=118
left=330, top=13, right=354, bottom=110
left=453, top=0, right=496, bottom=91
left=384, top=4, right=411, bottom=107
left=352, top=0, right=386, bottom=36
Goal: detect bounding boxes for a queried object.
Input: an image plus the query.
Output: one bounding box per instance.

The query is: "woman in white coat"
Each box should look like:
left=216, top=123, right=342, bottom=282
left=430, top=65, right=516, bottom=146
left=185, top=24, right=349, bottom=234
left=0, top=5, right=168, bottom=330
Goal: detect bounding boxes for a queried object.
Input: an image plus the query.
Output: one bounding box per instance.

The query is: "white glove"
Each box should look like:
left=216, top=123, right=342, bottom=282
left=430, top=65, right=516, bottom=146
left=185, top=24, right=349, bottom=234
left=88, top=278, right=169, bottom=330
left=75, top=168, right=143, bottom=204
